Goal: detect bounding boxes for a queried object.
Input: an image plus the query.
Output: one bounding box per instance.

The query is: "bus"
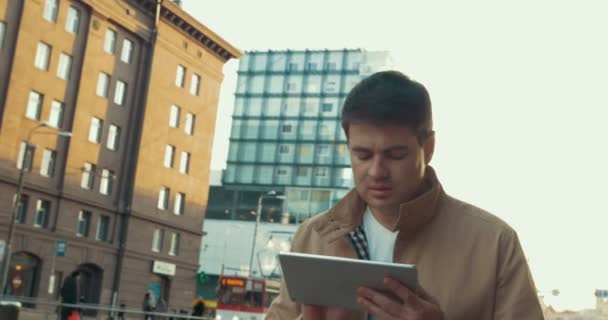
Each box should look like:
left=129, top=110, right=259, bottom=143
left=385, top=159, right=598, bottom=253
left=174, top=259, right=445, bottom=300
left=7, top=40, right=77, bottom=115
left=214, top=275, right=277, bottom=320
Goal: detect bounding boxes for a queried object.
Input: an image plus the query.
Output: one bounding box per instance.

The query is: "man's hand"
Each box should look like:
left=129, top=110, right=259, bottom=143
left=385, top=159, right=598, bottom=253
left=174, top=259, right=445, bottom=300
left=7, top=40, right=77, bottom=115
left=302, top=304, right=352, bottom=320
left=357, top=277, right=444, bottom=320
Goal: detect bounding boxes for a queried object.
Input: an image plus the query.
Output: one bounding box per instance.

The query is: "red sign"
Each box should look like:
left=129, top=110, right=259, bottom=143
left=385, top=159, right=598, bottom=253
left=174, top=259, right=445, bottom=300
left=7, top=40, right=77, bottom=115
left=12, top=275, right=23, bottom=289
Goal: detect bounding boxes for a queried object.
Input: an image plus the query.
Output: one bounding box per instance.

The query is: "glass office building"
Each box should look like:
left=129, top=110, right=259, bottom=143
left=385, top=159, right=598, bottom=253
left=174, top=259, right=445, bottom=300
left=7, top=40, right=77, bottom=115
left=218, top=49, right=392, bottom=223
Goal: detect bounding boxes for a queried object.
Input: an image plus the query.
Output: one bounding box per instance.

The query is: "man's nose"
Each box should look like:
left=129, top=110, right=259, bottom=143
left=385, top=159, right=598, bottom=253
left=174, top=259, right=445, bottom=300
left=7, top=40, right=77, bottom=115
left=368, top=157, right=389, bottom=178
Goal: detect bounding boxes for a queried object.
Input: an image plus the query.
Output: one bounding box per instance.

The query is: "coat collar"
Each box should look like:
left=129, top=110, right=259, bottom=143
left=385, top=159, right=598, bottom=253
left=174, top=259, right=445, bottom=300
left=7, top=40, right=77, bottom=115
left=311, top=167, right=445, bottom=243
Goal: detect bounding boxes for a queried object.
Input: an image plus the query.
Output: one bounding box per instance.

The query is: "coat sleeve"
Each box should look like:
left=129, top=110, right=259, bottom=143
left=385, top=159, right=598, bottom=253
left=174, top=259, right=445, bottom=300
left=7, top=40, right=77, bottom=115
left=493, top=229, right=544, bottom=320
left=265, top=222, right=310, bottom=320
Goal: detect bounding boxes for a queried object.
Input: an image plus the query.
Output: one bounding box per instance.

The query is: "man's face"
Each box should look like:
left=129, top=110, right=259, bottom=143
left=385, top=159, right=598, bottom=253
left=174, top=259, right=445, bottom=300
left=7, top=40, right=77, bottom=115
left=348, top=123, right=435, bottom=214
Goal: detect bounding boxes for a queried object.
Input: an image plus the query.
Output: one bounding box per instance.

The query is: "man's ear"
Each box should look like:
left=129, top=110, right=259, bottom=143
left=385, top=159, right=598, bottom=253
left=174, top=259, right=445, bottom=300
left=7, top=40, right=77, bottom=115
left=423, top=131, right=435, bottom=165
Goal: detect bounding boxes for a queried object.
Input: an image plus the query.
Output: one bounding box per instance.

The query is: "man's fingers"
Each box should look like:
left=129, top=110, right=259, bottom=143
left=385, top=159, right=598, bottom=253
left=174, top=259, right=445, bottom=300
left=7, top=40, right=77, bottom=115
left=384, top=277, right=422, bottom=307
left=357, top=295, right=396, bottom=320
left=358, top=287, right=403, bottom=316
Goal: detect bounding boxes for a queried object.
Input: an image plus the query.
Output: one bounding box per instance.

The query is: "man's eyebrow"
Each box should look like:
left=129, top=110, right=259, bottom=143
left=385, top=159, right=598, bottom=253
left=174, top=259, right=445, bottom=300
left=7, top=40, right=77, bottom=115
left=383, top=145, right=409, bottom=153
left=349, top=145, right=409, bottom=153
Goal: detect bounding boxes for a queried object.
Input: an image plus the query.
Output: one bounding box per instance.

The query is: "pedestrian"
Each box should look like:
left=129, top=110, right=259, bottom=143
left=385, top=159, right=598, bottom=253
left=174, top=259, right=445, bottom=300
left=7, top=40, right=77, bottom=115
left=117, top=303, right=126, bottom=320
left=191, top=297, right=205, bottom=317
left=266, top=71, right=544, bottom=319
left=143, top=291, right=157, bottom=320
left=59, top=271, right=80, bottom=320
left=156, top=297, right=167, bottom=320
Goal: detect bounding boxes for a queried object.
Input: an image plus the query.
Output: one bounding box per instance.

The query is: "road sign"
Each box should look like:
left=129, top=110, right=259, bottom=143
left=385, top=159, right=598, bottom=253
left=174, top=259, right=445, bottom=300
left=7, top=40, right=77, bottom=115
left=56, top=240, right=67, bottom=257
left=12, top=275, right=22, bottom=289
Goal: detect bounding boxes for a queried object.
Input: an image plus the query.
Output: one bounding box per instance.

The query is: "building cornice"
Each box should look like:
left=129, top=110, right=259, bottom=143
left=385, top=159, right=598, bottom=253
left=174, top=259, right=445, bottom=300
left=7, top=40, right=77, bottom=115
left=129, top=0, right=243, bottom=61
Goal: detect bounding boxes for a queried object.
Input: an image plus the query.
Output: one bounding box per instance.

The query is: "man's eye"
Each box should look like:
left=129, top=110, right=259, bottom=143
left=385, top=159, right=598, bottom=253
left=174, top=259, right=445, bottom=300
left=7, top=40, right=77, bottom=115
left=388, top=152, right=407, bottom=160
left=355, top=153, right=372, bottom=160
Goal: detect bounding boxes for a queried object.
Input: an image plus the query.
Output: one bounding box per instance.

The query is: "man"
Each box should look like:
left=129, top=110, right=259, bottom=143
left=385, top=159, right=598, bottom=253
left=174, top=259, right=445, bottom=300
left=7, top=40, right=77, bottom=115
left=191, top=297, right=205, bottom=317
left=60, top=271, right=80, bottom=320
left=266, top=71, right=543, bottom=319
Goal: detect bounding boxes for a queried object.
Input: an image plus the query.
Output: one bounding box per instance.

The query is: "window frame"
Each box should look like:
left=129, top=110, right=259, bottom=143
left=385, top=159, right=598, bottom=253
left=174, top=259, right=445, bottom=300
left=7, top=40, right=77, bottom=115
left=34, top=42, right=51, bottom=71
left=76, top=210, right=91, bottom=237
left=56, top=52, right=72, bottom=80
left=106, top=124, right=120, bottom=151
left=40, top=148, right=56, bottom=178
left=34, top=199, right=51, bottom=228
left=96, top=215, right=109, bottom=241
left=104, top=29, right=117, bottom=54
left=65, top=6, right=80, bottom=34
left=175, top=65, right=186, bottom=88
left=25, top=91, right=43, bottom=120
left=120, top=38, right=134, bottom=64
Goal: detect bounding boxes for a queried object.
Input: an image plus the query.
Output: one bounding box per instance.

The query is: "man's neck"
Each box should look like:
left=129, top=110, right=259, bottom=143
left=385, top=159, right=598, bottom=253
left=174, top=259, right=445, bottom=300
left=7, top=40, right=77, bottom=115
left=369, top=207, right=400, bottom=231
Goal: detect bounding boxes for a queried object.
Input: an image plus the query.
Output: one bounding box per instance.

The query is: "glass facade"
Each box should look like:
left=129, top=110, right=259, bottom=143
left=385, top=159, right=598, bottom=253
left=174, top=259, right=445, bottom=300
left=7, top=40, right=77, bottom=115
left=220, top=49, right=391, bottom=219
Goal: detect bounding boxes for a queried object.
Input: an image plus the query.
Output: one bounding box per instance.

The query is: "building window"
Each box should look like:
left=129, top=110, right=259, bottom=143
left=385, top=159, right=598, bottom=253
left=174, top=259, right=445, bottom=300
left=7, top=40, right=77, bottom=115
left=324, top=81, right=336, bottom=92
left=296, top=167, right=308, bottom=177
left=179, top=152, right=190, bottom=174
left=190, top=74, right=200, bottom=96
left=288, top=63, right=298, bottom=71
left=326, top=62, right=336, bottom=70
left=113, top=80, right=127, bottom=105
left=88, top=117, right=103, bottom=144
left=152, top=229, right=164, bottom=252
left=56, top=53, right=72, bottom=80
left=307, top=62, right=317, bottom=71
left=173, top=193, right=185, bottom=215
left=65, top=6, right=80, bottom=34
left=321, top=102, right=333, bottom=113
left=15, top=194, right=29, bottom=224
left=96, top=215, right=109, bottom=241
left=286, top=82, right=296, bottom=92
left=184, top=113, right=195, bottom=135
left=34, top=42, right=51, bottom=70
left=0, top=22, right=5, bottom=49
left=277, top=168, right=288, bottom=176
left=17, top=142, right=35, bottom=172
left=315, top=167, right=328, bottom=177
left=281, top=124, right=292, bottom=133
left=158, top=187, right=169, bottom=210
left=77, top=210, right=91, bottom=237
left=48, top=100, right=64, bottom=128
left=40, top=149, right=56, bottom=177
left=279, top=145, right=290, bottom=154
left=34, top=199, right=51, bottom=228
left=169, top=233, right=180, bottom=256
left=164, top=145, right=175, bottom=168
left=43, top=0, right=59, bottom=23
left=318, top=145, right=330, bottom=156
left=81, top=162, right=96, bottom=190
left=169, top=105, right=180, bottom=128
left=175, top=65, right=186, bottom=87
left=120, top=38, right=133, bottom=64
left=104, top=29, right=117, bottom=54
left=99, top=169, right=113, bottom=195
left=106, top=124, right=120, bottom=151
left=96, top=73, right=110, bottom=97
left=25, top=91, right=43, bottom=120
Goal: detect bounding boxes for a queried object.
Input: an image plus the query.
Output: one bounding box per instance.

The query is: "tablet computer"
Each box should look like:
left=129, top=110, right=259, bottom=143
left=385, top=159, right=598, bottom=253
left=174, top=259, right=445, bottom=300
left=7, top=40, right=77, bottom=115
left=278, top=252, right=418, bottom=310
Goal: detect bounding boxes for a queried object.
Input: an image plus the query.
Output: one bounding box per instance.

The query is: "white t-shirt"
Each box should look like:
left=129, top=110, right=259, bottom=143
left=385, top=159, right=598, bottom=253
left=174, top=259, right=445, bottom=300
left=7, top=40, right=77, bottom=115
left=362, top=207, right=400, bottom=320
left=362, top=207, right=399, bottom=263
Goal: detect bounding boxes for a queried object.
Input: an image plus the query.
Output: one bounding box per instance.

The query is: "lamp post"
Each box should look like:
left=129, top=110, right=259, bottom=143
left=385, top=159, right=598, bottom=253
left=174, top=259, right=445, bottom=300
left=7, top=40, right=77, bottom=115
left=248, top=191, right=285, bottom=278
left=0, top=122, right=71, bottom=294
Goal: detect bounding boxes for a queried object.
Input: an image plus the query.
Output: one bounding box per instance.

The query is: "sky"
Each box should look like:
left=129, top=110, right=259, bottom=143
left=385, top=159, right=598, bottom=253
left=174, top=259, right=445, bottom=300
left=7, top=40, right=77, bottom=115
left=183, top=0, right=608, bottom=311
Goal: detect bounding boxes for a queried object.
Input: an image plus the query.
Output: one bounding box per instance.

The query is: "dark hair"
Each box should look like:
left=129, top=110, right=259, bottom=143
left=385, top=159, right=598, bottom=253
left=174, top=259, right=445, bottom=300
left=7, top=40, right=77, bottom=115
left=341, top=70, right=433, bottom=144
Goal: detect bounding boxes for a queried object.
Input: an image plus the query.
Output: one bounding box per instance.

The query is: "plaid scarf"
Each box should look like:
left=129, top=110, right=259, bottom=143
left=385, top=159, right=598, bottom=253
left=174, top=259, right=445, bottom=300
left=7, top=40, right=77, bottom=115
left=346, top=224, right=370, bottom=260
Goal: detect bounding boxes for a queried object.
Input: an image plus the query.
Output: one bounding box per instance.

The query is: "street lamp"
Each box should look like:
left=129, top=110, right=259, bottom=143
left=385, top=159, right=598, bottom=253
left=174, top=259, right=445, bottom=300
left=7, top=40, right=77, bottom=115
left=248, top=190, right=285, bottom=278
left=0, top=122, right=71, bottom=294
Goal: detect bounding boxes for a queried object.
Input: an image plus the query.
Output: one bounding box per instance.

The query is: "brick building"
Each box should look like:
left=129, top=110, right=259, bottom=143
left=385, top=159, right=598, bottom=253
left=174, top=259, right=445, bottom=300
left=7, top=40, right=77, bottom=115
left=0, top=0, right=240, bottom=315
